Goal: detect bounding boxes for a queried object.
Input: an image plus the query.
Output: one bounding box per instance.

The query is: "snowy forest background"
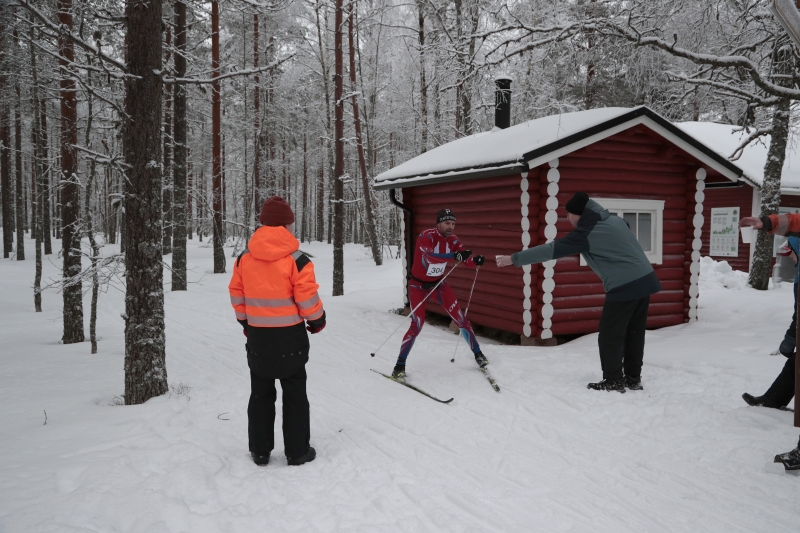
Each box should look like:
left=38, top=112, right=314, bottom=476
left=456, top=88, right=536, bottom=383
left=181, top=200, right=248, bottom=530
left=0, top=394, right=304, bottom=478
left=2, top=0, right=800, bottom=404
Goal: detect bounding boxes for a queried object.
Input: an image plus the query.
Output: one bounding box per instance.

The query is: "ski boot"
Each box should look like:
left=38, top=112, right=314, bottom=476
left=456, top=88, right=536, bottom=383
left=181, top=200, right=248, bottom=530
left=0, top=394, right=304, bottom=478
left=391, top=365, right=407, bottom=382
left=587, top=379, right=626, bottom=393
left=474, top=351, right=489, bottom=369
left=774, top=446, right=800, bottom=471
left=624, top=376, right=643, bottom=391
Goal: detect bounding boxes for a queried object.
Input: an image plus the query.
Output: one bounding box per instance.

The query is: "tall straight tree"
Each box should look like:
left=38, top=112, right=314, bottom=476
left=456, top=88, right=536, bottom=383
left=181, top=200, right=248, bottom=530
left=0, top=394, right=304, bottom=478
left=0, top=6, right=12, bottom=259
left=124, top=0, right=168, bottom=404
left=332, top=0, right=345, bottom=295
left=171, top=0, right=188, bottom=291
left=162, top=22, right=173, bottom=254
left=253, top=13, right=261, bottom=221
left=347, top=3, right=381, bottom=265
left=211, top=0, right=225, bottom=273
left=14, top=26, right=24, bottom=261
left=58, top=0, right=84, bottom=343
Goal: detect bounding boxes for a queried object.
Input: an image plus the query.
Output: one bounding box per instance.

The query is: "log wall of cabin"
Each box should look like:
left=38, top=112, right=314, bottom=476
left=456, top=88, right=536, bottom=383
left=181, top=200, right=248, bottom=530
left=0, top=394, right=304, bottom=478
left=403, top=174, right=537, bottom=335
left=537, top=128, right=692, bottom=336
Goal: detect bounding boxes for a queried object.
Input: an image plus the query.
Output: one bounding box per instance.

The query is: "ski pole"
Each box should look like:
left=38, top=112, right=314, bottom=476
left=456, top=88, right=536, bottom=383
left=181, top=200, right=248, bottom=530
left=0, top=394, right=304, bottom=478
left=451, top=266, right=480, bottom=363
left=370, top=262, right=460, bottom=357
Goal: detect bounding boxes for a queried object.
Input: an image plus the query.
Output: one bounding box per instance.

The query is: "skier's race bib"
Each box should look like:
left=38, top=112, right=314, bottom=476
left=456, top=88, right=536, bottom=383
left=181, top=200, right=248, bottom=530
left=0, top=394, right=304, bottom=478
left=426, top=262, right=446, bottom=277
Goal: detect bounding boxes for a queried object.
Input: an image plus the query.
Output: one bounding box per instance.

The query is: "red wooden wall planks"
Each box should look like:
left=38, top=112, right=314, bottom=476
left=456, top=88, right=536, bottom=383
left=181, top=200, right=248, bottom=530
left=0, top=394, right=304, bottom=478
left=402, top=173, right=536, bottom=335
left=542, top=128, right=691, bottom=336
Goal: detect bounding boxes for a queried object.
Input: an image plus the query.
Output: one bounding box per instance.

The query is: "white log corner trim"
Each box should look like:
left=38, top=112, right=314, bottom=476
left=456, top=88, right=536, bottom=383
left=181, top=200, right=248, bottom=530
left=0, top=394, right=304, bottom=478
left=540, top=159, right=560, bottom=340
left=689, top=167, right=706, bottom=321
left=521, top=170, right=532, bottom=338
left=399, top=190, right=409, bottom=307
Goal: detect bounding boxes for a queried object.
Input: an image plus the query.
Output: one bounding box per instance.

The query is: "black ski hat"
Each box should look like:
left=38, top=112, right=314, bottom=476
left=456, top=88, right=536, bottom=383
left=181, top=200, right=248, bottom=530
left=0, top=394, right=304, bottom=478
left=565, top=192, right=589, bottom=215
left=437, top=208, right=456, bottom=224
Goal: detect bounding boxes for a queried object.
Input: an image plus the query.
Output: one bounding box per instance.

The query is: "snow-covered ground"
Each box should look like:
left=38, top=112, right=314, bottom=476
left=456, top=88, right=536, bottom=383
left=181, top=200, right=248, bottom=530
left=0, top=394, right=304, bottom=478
left=1, top=238, right=799, bottom=532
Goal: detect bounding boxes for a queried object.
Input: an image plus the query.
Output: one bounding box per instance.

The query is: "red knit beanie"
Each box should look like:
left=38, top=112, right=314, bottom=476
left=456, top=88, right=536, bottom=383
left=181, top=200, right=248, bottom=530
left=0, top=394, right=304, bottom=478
left=259, top=196, right=295, bottom=226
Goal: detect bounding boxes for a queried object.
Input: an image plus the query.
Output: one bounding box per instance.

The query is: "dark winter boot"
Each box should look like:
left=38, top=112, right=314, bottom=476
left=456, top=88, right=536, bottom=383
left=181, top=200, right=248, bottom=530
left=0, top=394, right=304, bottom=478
left=392, top=365, right=407, bottom=382
left=624, top=376, right=643, bottom=390
left=587, top=379, right=626, bottom=393
left=287, top=446, right=316, bottom=466
left=774, top=446, right=800, bottom=471
left=741, top=392, right=786, bottom=410
left=251, top=452, right=270, bottom=466
left=474, top=352, right=489, bottom=369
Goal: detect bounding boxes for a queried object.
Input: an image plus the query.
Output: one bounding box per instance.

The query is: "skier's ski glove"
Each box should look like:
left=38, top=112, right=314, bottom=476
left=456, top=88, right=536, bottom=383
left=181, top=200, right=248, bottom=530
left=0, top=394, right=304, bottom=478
left=454, top=250, right=472, bottom=262
left=473, top=255, right=485, bottom=266
left=306, top=311, right=327, bottom=334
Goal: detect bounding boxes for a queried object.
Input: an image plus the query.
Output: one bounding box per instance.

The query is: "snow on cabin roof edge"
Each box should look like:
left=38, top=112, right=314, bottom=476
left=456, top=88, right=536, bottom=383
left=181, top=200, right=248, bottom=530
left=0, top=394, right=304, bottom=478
left=374, top=106, right=743, bottom=191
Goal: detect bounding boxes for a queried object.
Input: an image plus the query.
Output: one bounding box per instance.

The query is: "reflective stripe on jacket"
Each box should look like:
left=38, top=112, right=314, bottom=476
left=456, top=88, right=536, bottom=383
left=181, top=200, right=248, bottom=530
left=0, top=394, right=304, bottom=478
left=228, top=226, right=324, bottom=327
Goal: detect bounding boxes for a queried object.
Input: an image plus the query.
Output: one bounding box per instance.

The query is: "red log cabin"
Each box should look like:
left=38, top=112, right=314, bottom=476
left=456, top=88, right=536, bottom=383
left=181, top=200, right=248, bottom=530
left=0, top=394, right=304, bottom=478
left=675, top=121, right=800, bottom=273
left=375, top=90, right=747, bottom=345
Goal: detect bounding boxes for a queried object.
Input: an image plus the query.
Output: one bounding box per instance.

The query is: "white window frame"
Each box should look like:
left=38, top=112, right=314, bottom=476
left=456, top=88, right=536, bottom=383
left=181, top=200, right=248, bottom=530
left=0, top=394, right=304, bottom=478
left=579, top=198, right=665, bottom=265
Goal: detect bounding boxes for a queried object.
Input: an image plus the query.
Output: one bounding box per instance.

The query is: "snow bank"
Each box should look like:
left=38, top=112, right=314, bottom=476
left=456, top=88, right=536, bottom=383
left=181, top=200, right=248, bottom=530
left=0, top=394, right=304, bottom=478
left=699, top=255, right=750, bottom=291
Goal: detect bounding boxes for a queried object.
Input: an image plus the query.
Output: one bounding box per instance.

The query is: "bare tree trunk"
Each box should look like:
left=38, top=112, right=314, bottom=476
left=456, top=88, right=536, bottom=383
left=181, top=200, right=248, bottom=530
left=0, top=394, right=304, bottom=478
left=14, top=25, right=24, bottom=261
left=253, top=14, right=261, bottom=221
left=347, top=4, right=381, bottom=266
left=40, top=105, right=52, bottom=255
left=162, top=23, right=173, bottom=255
left=58, top=0, right=84, bottom=344
left=123, top=0, right=168, bottom=404
left=211, top=0, right=225, bottom=273
left=83, top=66, right=99, bottom=354
left=29, top=24, right=43, bottom=312
left=302, top=131, right=308, bottom=242
left=172, top=0, right=188, bottom=291
left=416, top=0, right=428, bottom=154
left=0, top=7, right=12, bottom=259
left=333, top=0, right=345, bottom=295
left=317, top=137, right=324, bottom=242
left=749, top=44, right=794, bottom=290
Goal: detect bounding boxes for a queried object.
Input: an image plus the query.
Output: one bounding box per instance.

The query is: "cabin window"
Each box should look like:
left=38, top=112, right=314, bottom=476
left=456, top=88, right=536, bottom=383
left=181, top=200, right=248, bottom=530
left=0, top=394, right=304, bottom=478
left=580, top=198, right=665, bottom=265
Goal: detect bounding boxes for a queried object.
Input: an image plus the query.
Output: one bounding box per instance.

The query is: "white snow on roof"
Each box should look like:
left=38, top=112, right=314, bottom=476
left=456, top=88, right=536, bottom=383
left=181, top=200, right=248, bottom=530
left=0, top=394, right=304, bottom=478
left=375, top=107, right=638, bottom=184
left=676, top=121, right=800, bottom=191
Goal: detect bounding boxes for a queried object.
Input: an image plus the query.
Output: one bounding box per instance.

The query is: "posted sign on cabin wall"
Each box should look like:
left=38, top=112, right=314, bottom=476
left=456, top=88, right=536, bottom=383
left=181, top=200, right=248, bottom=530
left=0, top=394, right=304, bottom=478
left=710, top=207, right=739, bottom=257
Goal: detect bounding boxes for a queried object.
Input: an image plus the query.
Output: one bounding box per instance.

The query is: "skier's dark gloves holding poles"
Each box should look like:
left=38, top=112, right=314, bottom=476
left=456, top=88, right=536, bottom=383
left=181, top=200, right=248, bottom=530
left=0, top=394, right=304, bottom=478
left=473, top=255, right=485, bottom=266
left=306, top=311, right=327, bottom=334
left=454, top=250, right=472, bottom=262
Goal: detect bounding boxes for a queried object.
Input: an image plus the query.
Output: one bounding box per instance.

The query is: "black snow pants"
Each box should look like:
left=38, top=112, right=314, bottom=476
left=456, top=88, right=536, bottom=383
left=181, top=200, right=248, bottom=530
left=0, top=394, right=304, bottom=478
left=761, top=307, right=798, bottom=408
left=597, top=295, right=650, bottom=382
left=248, top=365, right=310, bottom=458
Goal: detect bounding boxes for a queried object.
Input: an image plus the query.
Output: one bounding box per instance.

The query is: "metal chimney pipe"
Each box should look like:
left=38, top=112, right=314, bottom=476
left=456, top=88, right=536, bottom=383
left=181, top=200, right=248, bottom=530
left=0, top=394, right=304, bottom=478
left=494, top=77, right=512, bottom=129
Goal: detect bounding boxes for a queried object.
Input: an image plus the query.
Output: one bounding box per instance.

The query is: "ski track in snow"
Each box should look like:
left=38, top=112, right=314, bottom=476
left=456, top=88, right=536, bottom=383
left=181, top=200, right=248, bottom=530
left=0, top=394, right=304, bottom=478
left=1, top=239, right=799, bottom=532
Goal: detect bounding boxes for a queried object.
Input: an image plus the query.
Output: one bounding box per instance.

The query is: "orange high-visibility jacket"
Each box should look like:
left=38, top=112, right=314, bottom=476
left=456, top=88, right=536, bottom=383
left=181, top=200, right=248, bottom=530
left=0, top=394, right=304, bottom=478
left=229, top=226, right=324, bottom=327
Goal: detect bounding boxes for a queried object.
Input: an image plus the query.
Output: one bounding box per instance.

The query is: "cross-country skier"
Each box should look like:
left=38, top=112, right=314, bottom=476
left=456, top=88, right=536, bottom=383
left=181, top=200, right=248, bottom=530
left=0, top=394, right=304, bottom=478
left=496, top=192, right=662, bottom=393
left=740, top=214, right=800, bottom=471
left=229, top=196, right=325, bottom=467
left=392, top=208, right=487, bottom=381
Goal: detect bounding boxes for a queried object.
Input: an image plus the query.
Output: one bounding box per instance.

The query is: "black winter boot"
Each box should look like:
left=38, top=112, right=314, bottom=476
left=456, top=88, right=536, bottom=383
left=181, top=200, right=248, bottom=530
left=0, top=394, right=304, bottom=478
left=287, top=446, right=316, bottom=466
left=624, top=376, right=643, bottom=390
left=587, top=379, right=626, bottom=393
left=774, top=446, right=800, bottom=471
left=251, top=452, right=270, bottom=466
left=742, top=392, right=787, bottom=410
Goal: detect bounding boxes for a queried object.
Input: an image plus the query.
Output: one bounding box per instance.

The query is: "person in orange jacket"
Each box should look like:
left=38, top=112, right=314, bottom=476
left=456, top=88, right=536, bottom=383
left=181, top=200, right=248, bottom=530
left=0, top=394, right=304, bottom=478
left=229, top=196, right=325, bottom=467
left=740, top=213, right=800, bottom=471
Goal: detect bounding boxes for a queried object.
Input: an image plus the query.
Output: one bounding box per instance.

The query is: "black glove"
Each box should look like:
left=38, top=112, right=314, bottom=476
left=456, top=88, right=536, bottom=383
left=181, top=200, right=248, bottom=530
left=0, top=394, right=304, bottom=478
left=454, top=250, right=472, bottom=262
left=306, top=311, right=326, bottom=334
left=473, top=255, right=485, bottom=266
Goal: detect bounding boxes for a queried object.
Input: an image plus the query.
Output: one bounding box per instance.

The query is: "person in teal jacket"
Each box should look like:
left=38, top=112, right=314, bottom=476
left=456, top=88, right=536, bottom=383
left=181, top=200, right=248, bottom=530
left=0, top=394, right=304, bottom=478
left=496, top=192, right=662, bottom=393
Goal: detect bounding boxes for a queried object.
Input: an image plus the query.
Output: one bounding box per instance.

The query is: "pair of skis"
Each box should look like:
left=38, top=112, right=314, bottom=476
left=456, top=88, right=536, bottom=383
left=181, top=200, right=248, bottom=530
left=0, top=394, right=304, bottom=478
left=371, top=360, right=499, bottom=404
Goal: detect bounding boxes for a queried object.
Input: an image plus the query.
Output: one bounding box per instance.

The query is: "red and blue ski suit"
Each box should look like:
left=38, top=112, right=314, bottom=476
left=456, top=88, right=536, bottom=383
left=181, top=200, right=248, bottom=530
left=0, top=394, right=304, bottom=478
left=397, top=228, right=481, bottom=367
